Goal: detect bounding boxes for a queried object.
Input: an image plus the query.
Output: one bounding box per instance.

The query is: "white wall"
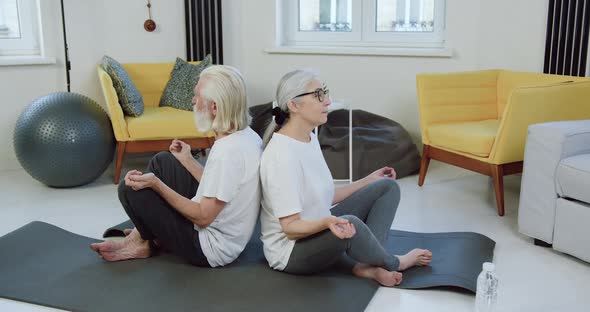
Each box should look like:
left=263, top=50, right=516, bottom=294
left=222, top=0, right=550, bottom=145
left=65, top=0, right=186, bottom=110
left=0, top=0, right=186, bottom=171
left=476, top=1, right=549, bottom=70
left=0, top=0, right=550, bottom=171
left=0, top=0, right=66, bottom=171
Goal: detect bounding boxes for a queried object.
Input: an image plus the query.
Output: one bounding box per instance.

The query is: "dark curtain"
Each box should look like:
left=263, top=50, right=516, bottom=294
left=185, top=0, right=223, bottom=64
left=544, top=0, right=590, bottom=76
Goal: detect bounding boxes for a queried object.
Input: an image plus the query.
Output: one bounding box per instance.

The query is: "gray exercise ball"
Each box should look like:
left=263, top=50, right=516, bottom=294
left=13, top=92, right=115, bottom=187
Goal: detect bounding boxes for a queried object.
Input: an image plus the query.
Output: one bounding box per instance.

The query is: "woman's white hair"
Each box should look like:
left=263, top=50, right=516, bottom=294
left=262, top=69, right=320, bottom=147
left=200, top=65, right=251, bottom=134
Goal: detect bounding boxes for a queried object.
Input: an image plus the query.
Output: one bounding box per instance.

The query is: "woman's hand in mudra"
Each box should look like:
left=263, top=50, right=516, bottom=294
left=367, top=166, right=396, bottom=182
left=326, top=216, right=356, bottom=239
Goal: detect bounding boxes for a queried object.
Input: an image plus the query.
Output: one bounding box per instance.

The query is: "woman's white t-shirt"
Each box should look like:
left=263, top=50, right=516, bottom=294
left=192, top=127, right=263, bottom=267
left=259, top=132, right=335, bottom=270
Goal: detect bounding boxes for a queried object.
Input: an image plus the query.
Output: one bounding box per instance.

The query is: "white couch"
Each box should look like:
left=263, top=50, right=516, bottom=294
left=518, top=120, right=590, bottom=262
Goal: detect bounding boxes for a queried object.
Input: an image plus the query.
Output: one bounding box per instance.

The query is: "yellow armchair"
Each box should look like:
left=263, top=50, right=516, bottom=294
left=416, top=70, right=590, bottom=216
left=98, top=62, right=215, bottom=184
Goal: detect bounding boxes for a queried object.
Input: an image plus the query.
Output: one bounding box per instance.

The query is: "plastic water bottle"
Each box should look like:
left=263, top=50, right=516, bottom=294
left=475, top=262, right=499, bottom=312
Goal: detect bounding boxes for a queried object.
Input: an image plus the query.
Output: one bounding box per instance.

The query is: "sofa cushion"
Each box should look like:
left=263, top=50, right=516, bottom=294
left=427, top=119, right=499, bottom=157
left=102, top=56, right=144, bottom=117
left=556, top=154, right=590, bottom=204
left=159, top=55, right=212, bottom=111
left=554, top=198, right=590, bottom=262
left=125, top=107, right=213, bottom=140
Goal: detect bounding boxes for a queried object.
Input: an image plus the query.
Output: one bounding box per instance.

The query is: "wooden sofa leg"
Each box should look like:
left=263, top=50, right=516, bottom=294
left=114, top=142, right=126, bottom=184
left=418, top=145, right=431, bottom=186
left=490, top=164, right=505, bottom=216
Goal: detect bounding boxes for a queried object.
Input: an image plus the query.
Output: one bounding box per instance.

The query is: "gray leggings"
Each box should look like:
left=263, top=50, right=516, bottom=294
left=283, top=179, right=401, bottom=274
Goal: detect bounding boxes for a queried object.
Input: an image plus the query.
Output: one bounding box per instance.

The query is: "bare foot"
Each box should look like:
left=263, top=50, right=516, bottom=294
left=122, top=229, right=166, bottom=249
left=353, top=263, right=403, bottom=287
left=396, top=248, right=432, bottom=271
left=90, top=228, right=151, bottom=262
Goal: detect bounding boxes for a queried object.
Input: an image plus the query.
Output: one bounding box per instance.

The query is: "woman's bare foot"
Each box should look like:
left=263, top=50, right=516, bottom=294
left=352, top=263, right=403, bottom=287
left=90, top=228, right=151, bottom=262
left=396, top=248, right=432, bottom=271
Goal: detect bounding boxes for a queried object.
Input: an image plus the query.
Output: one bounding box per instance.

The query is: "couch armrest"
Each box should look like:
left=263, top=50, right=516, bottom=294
left=416, top=70, right=499, bottom=145
left=518, top=119, right=590, bottom=243
left=97, top=65, right=129, bottom=141
left=490, top=81, right=590, bottom=164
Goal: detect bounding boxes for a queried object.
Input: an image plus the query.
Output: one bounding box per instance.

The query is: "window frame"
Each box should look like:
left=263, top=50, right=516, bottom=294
left=279, top=0, right=446, bottom=48
left=0, top=0, right=42, bottom=57
left=362, top=0, right=445, bottom=47
left=283, top=0, right=362, bottom=44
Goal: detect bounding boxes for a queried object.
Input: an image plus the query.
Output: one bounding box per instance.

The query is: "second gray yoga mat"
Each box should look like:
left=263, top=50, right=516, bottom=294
left=0, top=221, right=495, bottom=312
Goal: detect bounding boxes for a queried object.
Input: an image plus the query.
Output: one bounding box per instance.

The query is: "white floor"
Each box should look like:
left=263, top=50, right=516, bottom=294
left=1, top=158, right=589, bottom=312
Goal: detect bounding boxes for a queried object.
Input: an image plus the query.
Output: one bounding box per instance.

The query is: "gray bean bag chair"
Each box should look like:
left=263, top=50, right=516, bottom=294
left=248, top=104, right=421, bottom=180
left=319, top=109, right=420, bottom=180
left=249, top=102, right=274, bottom=138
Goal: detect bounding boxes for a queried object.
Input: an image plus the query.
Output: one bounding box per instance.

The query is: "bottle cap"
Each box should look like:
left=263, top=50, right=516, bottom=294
left=483, top=262, right=495, bottom=271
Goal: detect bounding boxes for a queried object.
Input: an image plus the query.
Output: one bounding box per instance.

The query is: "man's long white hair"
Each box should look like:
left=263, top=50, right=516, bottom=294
left=199, top=65, right=251, bottom=134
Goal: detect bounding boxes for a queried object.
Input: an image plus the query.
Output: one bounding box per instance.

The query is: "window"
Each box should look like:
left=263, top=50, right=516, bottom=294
left=0, top=0, right=41, bottom=56
left=279, top=0, right=446, bottom=48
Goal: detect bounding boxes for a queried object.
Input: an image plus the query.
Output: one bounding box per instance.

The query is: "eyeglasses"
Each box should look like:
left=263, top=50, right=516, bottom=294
left=293, top=87, right=330, bottom=102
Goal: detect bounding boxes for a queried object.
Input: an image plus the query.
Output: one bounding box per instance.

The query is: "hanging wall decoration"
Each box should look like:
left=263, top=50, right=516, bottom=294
left=144, top=0, right=157, bottom=32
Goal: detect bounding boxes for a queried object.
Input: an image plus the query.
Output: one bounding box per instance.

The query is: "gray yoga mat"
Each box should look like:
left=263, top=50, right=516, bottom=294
left=0, top=221, right=495, bottom=312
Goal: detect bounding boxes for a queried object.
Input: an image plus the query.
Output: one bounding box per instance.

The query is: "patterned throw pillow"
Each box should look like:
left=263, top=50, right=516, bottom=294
left=101, top=55, right=144, bottom=117
left=159, top=55, right=212, bottom=111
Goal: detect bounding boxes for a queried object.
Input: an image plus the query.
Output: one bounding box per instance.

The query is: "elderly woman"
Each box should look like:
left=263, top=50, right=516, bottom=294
left=259, top=69, right=432, bottom=286
left=91, top=65, right=262, bottom=267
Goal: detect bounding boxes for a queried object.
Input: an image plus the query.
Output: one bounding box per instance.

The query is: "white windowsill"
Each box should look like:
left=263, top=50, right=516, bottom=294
left=265, top=46, right=453, bottom=57
left=0, top=55, right=57, bottom=66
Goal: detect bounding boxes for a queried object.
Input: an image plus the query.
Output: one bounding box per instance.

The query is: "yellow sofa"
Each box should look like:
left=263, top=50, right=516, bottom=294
left=416, top=69, right=590, bottom=216
left=98, top=62, right=215, bottom=184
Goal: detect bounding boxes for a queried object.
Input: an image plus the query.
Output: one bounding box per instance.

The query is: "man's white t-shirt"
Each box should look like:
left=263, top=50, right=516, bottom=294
left=259, top=132, right=335, bottom=270
left=192, top=127, right=262, bottom=267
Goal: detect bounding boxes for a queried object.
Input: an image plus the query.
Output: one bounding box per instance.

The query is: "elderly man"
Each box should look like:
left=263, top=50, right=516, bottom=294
left=91, top=65, right=262, bottom=267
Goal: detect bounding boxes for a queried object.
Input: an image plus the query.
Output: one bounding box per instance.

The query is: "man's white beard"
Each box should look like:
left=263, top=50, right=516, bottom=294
left=193, top=105, right=213, bottom=132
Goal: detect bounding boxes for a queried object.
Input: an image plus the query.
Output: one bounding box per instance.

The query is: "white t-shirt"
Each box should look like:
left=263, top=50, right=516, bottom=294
left=259, top=132, right=335, bottom=270
left=192, top=127, right=262, bottom=267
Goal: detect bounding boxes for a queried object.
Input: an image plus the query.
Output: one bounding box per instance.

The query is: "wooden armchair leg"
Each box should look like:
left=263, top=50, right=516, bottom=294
left=114, top=142, right=126, bottom=184
left=490, top=164, right=505, bottom=216
left=418, top=145, right=431, bottom=186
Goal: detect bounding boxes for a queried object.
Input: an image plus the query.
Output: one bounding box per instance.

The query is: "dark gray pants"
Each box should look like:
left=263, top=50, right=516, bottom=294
left=118, top=152, right=209, bottom=267
left=283, top=179, right=401, bottom=274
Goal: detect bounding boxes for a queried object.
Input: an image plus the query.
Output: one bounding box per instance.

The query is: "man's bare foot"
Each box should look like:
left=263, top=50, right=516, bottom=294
left=90, top=228, right=151, bottom=262
left=352, top=263, right=403, bottom=287
left=396, top=248, right=432, bottom=271
left=122, top=229, right=165, bottom=250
